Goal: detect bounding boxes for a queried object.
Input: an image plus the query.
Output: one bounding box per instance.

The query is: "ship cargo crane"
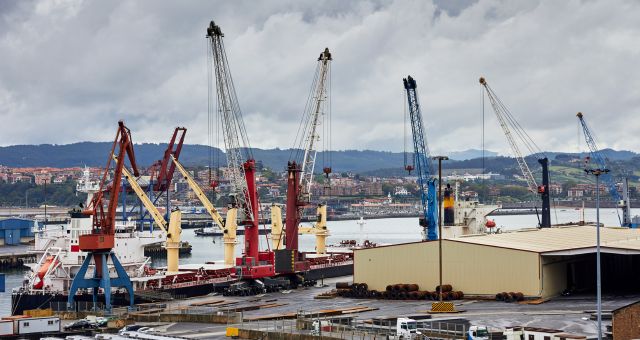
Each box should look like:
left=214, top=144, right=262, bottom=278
left=277, top=48, right=332, bottom=266
left=149, top=127, right=186, bottom=192
left=68, top=121, right=138, bottom=312
left=403, top=76, right=438, bottom=241
left=207, top=21, right=274, bottom=278
left=577, top=112, right=634, bottom=227
left=132, top=127, right=186, bottom=230
left=170, top=154, right=239, bottom=265
left=479, top=77, right=551, bottom=228
left=118, top=156, right=183, bottom=273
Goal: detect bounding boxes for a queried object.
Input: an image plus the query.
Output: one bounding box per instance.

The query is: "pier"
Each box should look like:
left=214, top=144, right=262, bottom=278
left=0, top=244, right=36, bottom=269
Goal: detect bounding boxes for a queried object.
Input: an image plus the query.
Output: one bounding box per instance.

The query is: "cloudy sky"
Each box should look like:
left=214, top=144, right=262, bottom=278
left=0, top=0, right=639, bottom=155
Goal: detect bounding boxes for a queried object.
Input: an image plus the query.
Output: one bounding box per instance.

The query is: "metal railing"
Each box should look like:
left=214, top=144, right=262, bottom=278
left=231, top=311, right=468, bottom=339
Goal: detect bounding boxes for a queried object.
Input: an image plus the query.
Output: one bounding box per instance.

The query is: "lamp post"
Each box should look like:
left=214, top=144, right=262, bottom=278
left=585, top=168, right=608, bottom=340
left=43, top=179, right=47, bottom=226
left=433, top=156, right=448, bottom=302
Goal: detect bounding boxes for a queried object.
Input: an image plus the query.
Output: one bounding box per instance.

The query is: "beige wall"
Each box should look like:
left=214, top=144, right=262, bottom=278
left=354, top=240, right=542, bottom=297
left=541, top=256, right=569, bottom=298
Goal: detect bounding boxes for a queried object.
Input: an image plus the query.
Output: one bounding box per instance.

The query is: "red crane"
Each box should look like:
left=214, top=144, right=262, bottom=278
left=68, top=121, right=138, bottom=312
left=207, top=21, right=274, bottom=278
left=148, top=127, right=186, bottom=192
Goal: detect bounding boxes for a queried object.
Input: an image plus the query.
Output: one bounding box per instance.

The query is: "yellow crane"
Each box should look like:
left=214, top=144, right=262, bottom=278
left=170, top=155, right=237, bottom=266
left=116, top=156, right=182, bottom=274
left=271, top=204, right=329, bottom=254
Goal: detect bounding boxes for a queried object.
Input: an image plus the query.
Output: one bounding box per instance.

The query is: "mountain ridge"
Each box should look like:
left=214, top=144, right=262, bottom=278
left=0, top=142, right=637, bottom=173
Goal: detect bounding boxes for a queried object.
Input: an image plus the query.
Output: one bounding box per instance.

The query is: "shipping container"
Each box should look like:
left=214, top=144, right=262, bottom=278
left=0, top=320, right=12, bottom=336
left=13, top=316, right=60, bottom=335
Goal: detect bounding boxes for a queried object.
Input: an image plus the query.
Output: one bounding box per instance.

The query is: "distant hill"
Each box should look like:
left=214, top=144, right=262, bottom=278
left=448, top=149, right=498, bottom=160
left=0, top=142, right=637, bottom=174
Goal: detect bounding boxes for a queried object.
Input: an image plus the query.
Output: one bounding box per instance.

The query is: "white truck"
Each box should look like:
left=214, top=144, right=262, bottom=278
left=390, top=317, right=420, bottom=339
left=467, top=325, right=490, bottom=340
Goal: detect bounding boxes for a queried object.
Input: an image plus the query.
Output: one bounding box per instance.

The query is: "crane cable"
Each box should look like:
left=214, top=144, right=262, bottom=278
left=290, top=63, right=321, bottom=162
left=578, top=117, right=623, bottom=226
left=482, top=80, right=558, bottom=221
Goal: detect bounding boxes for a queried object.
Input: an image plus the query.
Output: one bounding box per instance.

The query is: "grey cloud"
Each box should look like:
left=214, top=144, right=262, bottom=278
left=0, top=0, right=639, bottom=157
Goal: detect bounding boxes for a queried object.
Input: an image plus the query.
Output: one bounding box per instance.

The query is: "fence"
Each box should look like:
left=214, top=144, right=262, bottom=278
left=232, top=311, right=469, bottom=339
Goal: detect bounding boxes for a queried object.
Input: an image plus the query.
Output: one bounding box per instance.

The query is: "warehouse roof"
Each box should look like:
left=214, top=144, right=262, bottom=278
left=452, top=225, right=640, bottom=255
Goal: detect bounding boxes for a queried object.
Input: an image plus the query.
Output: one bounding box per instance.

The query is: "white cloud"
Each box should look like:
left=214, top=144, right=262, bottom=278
left=0, top=0, right=639, bottom=156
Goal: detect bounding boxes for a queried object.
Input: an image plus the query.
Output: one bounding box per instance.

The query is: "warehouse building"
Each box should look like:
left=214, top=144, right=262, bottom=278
left=354, top=225, right=640, bottom=298
left=0, top=218, right=36, bottom=245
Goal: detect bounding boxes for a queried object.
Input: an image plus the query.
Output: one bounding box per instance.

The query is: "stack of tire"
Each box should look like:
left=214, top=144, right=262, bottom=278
left=495, top=291, right=524, bottom=302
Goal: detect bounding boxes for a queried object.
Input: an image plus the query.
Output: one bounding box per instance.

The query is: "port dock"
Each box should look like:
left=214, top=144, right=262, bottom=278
left=46, top=275, right=633, bottom=338
left=0, top=244, right=36, bottom=269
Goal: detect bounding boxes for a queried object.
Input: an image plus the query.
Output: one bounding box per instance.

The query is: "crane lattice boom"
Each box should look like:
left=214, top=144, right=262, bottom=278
left=296, top=48, right=332, bottom=201
left=480, top=77, right=538, bottom=193
left=207, top=21, right=253, bottom=221
left=403, top=76, right=438, bottom=241
left=577, top=112, right=630, bottom=226
left=577, top=112, right=620, bottom=200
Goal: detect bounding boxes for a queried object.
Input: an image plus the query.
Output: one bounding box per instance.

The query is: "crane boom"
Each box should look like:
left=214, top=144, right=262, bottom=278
left=577, top=112, right=630, bottom=226
left=479, top=77, right=550, bottom=228
left=207, top=21, right=253, bottom=222
left=479, top=77, right=538, bottom=193
left=152, top=127, right=186, bottom=192
left=171, top=155, right=238, bottom=265
left=403, top=76, right=438, bottom=241
left=170, top=155, right=226, bottom=230
left=299, top=48, right=332, bottom=201
left=117, top=156, right=168, bottom=233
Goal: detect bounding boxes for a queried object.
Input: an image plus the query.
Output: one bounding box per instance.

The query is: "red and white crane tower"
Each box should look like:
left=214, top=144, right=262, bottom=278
left=206, top=21, right=274, bottom=278
left=283, top=47, right=333, bottom=258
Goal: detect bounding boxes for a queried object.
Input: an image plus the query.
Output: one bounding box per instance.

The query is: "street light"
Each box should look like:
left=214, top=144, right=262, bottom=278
left=584, top=167, right=609, bottom=340
left=43, top=179, right=47, bottom=226
left=433, top=156, right=448, bottom=302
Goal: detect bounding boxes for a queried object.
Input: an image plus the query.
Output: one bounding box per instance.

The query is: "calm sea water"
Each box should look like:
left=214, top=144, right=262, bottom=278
left=1, top=208, right=635, bottom=314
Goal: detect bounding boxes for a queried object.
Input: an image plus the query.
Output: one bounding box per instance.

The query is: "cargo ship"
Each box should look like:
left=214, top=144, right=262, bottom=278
left=11, top=209, right=353, bottom=315
left=11, top=170, right=353, bottom=315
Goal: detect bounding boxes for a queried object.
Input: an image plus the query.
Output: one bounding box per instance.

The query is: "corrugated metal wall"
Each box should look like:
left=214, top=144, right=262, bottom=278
left=0, top=218, right=35, bottom=245
left=354, top=240, right=542, bottom=296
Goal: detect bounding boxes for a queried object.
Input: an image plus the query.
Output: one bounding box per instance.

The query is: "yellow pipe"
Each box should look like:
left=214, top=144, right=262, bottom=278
left=270, top=205, right=284, bottom=250
left=224, top=208, right=238, bottom=266
left=166, top=209, right=182, bottom=274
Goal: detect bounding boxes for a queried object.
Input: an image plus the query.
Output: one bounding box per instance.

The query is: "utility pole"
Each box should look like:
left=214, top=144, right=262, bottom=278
left=43, top=179, right=47, bottom=226
left=585, top=168, right=608, bottom=340
left=433, top=156, right=448, bottom=302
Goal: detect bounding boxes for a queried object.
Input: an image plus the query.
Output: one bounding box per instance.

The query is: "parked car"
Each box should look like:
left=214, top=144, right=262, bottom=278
left=64, top=319, right=96, bottom=331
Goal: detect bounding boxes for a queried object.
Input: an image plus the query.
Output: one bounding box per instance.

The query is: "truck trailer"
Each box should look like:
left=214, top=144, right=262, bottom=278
left=12, top=316, right=61, bottom=335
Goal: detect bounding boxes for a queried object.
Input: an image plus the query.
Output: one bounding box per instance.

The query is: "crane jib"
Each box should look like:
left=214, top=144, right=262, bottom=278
left=403, top=76, right=438, bottom=241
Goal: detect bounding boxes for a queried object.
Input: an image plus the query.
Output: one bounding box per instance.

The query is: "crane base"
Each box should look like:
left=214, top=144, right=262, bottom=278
left=67, top=251, right=134, bottom=313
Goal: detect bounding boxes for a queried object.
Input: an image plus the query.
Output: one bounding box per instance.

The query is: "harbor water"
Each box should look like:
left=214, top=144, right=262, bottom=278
left=0, top=207, right=635, bottom=314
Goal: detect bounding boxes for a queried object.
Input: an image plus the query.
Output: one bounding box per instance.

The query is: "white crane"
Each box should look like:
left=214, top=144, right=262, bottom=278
left=295, top=48, right=332, bottom=202
left=207, top=21, right=254, bottom=222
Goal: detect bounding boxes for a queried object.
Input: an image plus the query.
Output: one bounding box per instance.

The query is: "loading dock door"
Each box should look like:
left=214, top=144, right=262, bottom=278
left=560, top=254, right=640, bottom=294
